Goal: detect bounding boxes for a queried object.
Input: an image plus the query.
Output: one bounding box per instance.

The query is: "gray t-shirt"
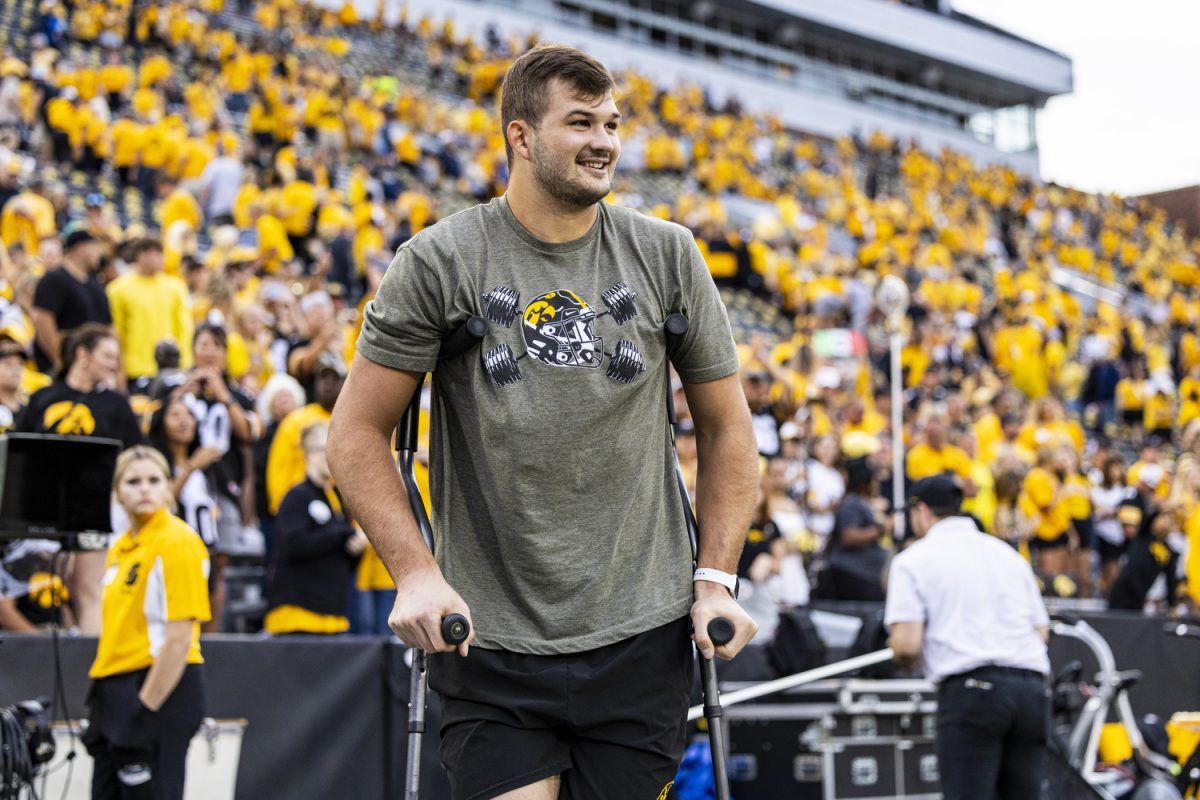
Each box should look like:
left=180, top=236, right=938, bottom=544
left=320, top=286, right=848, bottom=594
left=358, top=197, right=738, bottom=654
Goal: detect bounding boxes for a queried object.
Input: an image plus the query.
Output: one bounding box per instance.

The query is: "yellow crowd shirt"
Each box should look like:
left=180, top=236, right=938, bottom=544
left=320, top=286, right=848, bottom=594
left=1116, top=378, right=1144, bottom=413
left=1127, top=461, right=1171, bottom=501
left=1179, top=376, right=1200, bottom=427
left=1143, top=391, right=1174, bottom=431
left=1018, top=467, right=1071, bottom=541
left=107, top=271, right=194, bottom=378
left=159, top=187, right=202, bottom=233
left=100, top=63, right=133, bottom=95
left=1064, top=473, right=1093, bottom=520
left=905, top=443, right=973, bottom=482
left=90, top=509, right=210, bottom=679
left=266, top=403, right=331, bottom=514
left=110, top=118, right=144, bottom=167
left=1186, top=506, right=1200, bottom=606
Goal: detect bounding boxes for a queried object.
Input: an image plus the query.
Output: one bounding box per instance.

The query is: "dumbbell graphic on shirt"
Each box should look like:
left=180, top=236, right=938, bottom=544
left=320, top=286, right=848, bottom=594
left=479, top=283, right=644, bottom=386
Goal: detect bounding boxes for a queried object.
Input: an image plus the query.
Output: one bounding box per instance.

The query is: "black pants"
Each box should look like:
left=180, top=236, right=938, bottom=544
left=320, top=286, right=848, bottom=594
left=84, top=665, right=206, bottom=800
left=937, top=667, right=1048, bottom=800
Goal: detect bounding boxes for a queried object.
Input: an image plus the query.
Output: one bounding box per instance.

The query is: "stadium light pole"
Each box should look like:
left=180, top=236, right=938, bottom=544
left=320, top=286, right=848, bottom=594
left=877, top=275, right=909, bottom=542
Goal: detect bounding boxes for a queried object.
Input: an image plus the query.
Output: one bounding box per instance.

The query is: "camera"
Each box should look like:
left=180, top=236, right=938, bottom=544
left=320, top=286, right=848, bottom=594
left=0, top=697, right=54, bottom=797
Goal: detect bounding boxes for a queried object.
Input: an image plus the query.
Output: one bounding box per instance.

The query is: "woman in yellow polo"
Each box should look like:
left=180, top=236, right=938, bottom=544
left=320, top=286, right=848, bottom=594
left=83, top=447, right=210, bottom=800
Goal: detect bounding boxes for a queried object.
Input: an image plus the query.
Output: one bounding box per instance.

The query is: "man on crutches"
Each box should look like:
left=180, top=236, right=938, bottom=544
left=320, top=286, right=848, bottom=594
left=328, top=43, right=758, bottom=800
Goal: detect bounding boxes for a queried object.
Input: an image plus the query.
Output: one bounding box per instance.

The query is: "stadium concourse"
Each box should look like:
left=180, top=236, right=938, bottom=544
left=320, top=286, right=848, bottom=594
left=0, top=0, right=1198, bottom=640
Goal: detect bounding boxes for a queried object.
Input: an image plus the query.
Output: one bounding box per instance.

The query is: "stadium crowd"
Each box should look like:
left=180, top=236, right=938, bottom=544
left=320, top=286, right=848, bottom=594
left=0, top=0, right=1198, bottom=637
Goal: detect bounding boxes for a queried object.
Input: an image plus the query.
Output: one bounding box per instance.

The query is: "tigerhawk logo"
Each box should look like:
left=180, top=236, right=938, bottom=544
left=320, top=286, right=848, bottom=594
left=43, top=401, right=97, bottom=436
left=656, top=781, right=674, bottom=800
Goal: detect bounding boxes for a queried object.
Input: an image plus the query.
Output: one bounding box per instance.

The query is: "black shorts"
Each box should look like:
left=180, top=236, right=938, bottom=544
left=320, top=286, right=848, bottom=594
left=1028, top=533, right=1069, bottom=551
left=1072, top=517, right=1095, bottom=549
left=1122, top=409, right=1142, bottom=426
left=429, top=616, right=694, bottom=800
left=1097, top=537, right=1127, bottom=564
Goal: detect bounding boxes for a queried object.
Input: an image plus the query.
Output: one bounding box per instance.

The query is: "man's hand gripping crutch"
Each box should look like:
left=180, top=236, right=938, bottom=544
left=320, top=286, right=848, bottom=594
left=328, top=315, right=487, bottom=800
left=665, top=312, right=759, bottom=800
left=390, top=317, right=489, bottom=800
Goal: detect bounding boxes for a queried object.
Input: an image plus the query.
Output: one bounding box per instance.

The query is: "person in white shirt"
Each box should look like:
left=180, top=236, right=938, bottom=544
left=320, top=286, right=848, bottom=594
left=198, top=143, right=244, bottom=227
left=885, top=473, right=1050, bottom=800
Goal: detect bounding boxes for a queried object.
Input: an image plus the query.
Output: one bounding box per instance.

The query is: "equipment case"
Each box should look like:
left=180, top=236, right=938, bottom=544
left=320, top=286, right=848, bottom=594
left=724, top=679, right=942, bottom=800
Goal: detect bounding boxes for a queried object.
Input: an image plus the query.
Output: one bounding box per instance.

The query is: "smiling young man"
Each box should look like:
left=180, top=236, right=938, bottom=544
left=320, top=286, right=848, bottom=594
left=328, top=44, right=758, bottom=799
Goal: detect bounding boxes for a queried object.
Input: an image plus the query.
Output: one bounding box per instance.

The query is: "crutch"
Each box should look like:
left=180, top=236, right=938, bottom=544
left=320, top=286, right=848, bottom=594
left=664, top=313, right=735, bottom=800
left=398, top=315, right=486, bottom=800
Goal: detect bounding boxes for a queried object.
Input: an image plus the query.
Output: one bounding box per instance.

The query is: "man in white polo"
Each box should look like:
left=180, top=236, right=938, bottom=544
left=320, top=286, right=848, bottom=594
left=885, top=473, right=1050, bottom=800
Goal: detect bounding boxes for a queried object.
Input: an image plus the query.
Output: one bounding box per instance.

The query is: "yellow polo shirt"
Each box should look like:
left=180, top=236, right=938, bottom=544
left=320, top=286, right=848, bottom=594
left=90, top=509, right=210, bottom=679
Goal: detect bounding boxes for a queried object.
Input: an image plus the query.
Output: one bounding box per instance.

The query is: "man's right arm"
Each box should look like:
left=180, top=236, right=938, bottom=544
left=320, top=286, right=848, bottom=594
left=327, top=353, right=473, bottom=655
left=883, top=556, right=926, bottom=669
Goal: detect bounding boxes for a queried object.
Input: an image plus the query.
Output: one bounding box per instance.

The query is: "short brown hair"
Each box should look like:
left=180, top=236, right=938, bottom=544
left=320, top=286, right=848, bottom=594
left=125, top=236, right=163, bottom=262
left=500, top=44, right=614, bottom=164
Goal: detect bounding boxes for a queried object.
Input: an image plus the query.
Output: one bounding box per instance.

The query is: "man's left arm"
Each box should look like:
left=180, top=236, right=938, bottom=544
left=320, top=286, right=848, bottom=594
left=684, top=373, right=759, bottom=660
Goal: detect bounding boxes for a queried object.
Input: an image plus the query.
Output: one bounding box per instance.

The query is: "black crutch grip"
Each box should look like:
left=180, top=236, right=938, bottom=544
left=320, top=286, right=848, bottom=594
left=441, top=614, right=470, bottom=645
left=708, top=617, right=735, bottom=647
left=439, top=315, right=487, bottom=361
left=664, top=313, right=689, bottom=354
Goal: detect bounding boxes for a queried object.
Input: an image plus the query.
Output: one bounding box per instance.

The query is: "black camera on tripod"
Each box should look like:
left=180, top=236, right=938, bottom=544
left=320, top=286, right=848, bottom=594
left=0, top=697, right=54, bottom=798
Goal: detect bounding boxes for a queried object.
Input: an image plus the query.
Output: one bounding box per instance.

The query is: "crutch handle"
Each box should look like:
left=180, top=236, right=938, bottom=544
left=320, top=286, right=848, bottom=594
left=662, top=311, right=691, bottom=340
left=708, top=617, right=734, bottom=647
left=440, top=315, right=487, bottom=361
left=441, top=613, right=471, bottom=645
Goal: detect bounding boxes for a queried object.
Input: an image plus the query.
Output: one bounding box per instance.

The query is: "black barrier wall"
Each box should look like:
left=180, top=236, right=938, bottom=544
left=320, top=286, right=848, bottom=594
left=0, top=635, right=447, bottom=799
left=2, top=610, right=1199, bottom=799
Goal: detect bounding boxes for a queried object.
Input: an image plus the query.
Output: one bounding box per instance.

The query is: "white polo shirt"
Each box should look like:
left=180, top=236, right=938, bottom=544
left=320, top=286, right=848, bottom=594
left=884, top=516, right=1050, bottom=684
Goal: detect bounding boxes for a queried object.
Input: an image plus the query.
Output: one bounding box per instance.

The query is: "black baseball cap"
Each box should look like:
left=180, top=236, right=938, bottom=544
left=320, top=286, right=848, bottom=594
left=64, top=228, right=97, bottom=251
left=909, top=473, right=963, bottom=516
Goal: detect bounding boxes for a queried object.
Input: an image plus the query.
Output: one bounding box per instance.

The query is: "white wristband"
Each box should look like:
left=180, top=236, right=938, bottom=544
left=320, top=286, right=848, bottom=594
left=693, top=567, right=739, bottom=598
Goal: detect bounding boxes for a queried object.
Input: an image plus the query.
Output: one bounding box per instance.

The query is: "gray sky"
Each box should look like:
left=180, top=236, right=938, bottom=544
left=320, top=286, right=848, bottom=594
left=952, top=0, right=1200, bottom=196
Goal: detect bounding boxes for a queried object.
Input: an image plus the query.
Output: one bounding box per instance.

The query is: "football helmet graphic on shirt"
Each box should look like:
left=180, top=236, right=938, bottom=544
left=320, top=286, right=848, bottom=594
left=521, top=290, right=603, bottom=368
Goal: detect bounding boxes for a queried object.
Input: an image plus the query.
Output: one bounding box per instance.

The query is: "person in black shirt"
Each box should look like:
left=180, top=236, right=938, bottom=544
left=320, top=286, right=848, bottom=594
left=1108, top=507, right=1181, bottom=612
left=31, top=228, right=111, bottom=373
left=15, top=323, right=142, bottom=634
left=265, top=422, right=365, bottom=634
left=16, top=323, right=142, bottom=446
left=737, top=502, right=783, bottom=585
left=822, top=458, right=888, bottom=601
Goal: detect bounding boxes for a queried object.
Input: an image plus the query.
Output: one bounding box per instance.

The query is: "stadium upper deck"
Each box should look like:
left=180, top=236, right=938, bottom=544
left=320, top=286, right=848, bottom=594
left=373, top=0, right=1071, bottom=175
